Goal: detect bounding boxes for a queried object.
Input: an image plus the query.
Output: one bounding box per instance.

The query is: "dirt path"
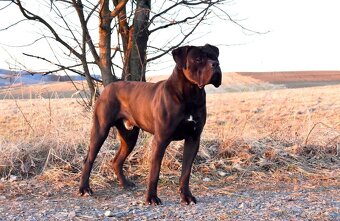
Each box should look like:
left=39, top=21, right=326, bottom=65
left=1, top=179, right=339, bottom=221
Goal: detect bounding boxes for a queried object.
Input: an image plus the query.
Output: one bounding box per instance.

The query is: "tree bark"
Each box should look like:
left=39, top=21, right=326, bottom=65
left=124, top=0, right=150, bottom=82
left=99, top=0, right=116, bottom=86
left=81, top=59, right=97, bottom=103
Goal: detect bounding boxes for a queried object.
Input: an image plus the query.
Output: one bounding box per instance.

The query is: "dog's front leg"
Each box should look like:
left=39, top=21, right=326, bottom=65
left=145, top=138, right=170, bottom=205
left=179, top=136, right=200, bottom=204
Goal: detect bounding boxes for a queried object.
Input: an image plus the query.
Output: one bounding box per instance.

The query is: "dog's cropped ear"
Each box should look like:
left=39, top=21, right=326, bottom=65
left=204, top=44, right=219, bottom=57
left=172, top=46, right=191, bottom=69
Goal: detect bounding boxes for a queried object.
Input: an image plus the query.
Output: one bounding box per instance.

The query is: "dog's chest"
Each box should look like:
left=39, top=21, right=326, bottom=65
left=171, top=113, right=202, bottom=140
left=185, top=114, right=198, bottom=125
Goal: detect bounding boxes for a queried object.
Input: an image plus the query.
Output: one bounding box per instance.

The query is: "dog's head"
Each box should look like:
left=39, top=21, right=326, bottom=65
left=172, top=44, right=222, bottom=88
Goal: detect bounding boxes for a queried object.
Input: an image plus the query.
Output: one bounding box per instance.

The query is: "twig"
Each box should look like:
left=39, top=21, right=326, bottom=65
left=147, top=4, right=211, bottom=62
left=22, top=53, right=102, bottom=82
left=48, top=95, right=52, bottom=126
left=325, top=135, right=340, bottom=148
left=14, top=99, right=35, bottom=133
left=42, top=148, right=53, bottom=172
left=14, top=0, right=82, bottom=58
left=0, top=19, right=26, bottom=31
left=304, top=122, right=340, bottom=146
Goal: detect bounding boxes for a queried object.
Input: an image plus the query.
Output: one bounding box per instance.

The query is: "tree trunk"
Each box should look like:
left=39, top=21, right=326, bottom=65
left=99, top=0, right=116, bottom=86
left=73, top=0, right=97, bottom=103
left=82, top=59, right=97, bottom=103
left=124, top=0, right=150, bottom=82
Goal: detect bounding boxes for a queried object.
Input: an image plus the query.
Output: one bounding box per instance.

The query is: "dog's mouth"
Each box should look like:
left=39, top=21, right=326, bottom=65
left=198, top=84, right=205, bottom=89
left=210, top=69, right=222, bottom=88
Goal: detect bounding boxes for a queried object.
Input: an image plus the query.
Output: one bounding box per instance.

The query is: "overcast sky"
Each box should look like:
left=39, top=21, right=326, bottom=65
left=1, top=0, right=340, bottom=75
left=215, top=0, right=340, bottom=72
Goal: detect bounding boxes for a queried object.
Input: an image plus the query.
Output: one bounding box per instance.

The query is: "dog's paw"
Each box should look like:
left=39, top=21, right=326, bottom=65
left=121, top=179, right=136, bottom=190
left=180, top=193, right=197, bottom=205
left=145, top=194, right=162, bottom=206
left=79, top=186, right=93, bottom=196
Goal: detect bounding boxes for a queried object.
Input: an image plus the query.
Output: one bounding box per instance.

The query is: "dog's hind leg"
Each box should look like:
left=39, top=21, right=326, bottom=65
left=79, top=102, right=113, bottom=196
left=112, top=120, right=140, bottom=189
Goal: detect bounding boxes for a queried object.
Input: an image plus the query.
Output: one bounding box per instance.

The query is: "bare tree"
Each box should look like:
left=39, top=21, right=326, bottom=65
left=1, top=0, right=230, bottom=102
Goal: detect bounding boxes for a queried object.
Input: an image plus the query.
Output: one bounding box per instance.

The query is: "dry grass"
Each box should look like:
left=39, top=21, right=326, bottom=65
left=201, top=86, right=340, bottom=184
left=0, top=82, right=339, bottom=189
left=0, top=98, right=90, bottom=177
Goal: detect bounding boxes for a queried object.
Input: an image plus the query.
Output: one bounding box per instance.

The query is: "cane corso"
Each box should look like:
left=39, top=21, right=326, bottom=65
left=79, top=44, right=222, bottom=205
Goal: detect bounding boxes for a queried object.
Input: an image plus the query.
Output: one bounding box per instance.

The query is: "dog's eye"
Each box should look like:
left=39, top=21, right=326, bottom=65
left=195, top=58, right=202, bottom=63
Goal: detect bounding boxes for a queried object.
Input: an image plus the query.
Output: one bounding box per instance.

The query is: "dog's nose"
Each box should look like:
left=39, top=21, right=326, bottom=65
left=212, top=61, right=219, bottom=68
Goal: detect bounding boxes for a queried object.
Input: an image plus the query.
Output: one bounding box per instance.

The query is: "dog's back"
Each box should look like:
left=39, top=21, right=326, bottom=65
left=97, top=80, right=166, bottom=134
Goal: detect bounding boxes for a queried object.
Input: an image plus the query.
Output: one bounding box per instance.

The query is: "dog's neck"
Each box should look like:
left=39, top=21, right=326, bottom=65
left=166, top=66, right=204, bottom=98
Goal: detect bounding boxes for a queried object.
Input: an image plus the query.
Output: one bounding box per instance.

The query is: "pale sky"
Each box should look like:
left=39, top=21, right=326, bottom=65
left=1, top=0, right=340, bottom=75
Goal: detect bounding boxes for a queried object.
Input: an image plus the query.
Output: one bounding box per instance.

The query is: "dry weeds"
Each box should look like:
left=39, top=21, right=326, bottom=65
left=0, top=82, right=339, bottom=190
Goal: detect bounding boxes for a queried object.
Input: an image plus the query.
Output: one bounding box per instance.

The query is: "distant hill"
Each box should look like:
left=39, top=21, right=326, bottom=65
left=238, top=71, right=340, bottom=88
left=1, top=70, right=340, bottom=99
left=0, top=69, right=86, bottom=87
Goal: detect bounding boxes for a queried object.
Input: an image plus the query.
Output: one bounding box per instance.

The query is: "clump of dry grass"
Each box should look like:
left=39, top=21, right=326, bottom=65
left=198, top=86, right=340, bottom=184
left=0, top=84, right=339, bottom=189
left=0, top=96, right=91, bottom=178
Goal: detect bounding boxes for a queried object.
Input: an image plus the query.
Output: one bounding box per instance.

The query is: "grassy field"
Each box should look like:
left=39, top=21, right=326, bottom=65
left=0, top=72, right=339, bottom=190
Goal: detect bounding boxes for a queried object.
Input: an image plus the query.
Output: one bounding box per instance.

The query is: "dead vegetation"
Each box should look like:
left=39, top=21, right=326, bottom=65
left=0, top=81, right=339, bottom=190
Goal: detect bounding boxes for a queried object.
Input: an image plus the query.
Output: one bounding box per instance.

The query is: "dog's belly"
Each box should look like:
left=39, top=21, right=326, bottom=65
left=119, top=106, right=155, bottom=134
left=122, top=117, right=154, bottom=134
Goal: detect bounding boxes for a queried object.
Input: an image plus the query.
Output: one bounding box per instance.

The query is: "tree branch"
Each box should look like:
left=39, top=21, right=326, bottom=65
left=13, top=0, right=82, bottom=59
left=214, top=4, right=269, bottom=34
left=149, top=0, right=184, bottom=24
left=110, top=0, right=128, bottom=18
left=85, top=2, right=99, bottom=24
left=23, top=53, right=102, bottom=83
left=0, top=1, right=12, bottom=11
left=0, top=36, right=47, bottom=48
left=72, top=0, right=100, bottom=64
left=0, top=19, right=26, bottom=31
left=147, top=2, right=212, bottom=62
left=52, top=2, right=81, bottom=49
left=149, top=6, right=207, bottom=34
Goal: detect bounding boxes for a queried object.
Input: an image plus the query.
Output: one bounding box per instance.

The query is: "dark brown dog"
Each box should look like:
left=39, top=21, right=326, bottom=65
left=79, top=44, right=222, bottom=205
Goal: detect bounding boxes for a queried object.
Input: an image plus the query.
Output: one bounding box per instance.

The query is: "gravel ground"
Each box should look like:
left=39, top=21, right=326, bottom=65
left=0, top=179, right=339, bottom=221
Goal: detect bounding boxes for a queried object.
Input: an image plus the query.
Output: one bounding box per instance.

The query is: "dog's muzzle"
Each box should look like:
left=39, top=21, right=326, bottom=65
left=210, top=68, right=222, bottom=87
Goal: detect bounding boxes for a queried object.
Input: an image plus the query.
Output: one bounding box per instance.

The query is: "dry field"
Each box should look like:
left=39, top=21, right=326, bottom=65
left=0, top=81, right=91, bottom=100
left=239, top=71, right=340, bottom=83
left=0, top=72, right=339, bottom=220
left=0, top=77, right=339, bottom=185
left=239, top=71, right=340, bottom=88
